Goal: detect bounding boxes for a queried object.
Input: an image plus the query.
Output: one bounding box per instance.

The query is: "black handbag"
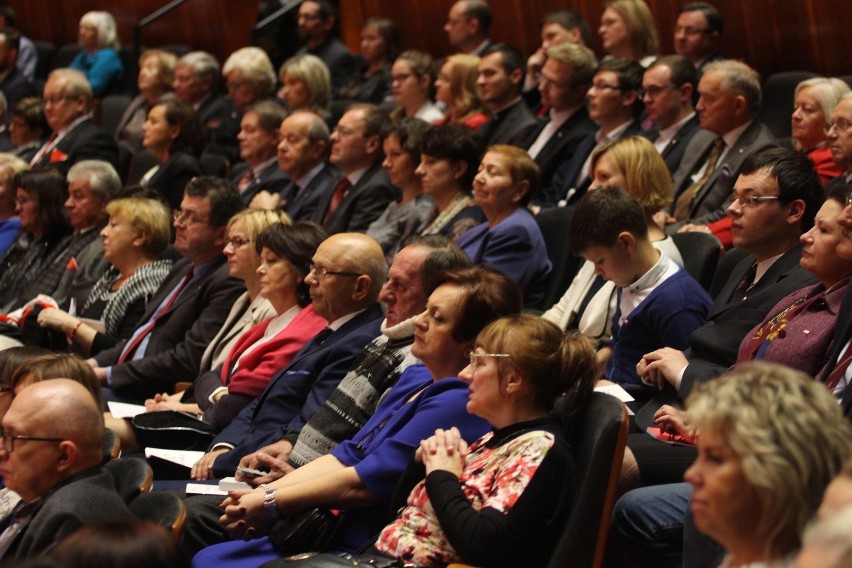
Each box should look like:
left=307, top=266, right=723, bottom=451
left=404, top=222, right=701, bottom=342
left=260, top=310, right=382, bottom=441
left=261, top=551, right=403, bottom=568
left=267, top=507, right=344, bottom=556
left=131, top=410, right=216, bottom=451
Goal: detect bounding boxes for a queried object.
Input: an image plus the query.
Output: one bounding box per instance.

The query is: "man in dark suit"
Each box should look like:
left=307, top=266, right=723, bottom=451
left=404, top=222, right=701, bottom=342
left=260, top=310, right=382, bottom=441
left=524, top=42, right=597, bottom=208
left=311, top=104, right=398, bottom=233
left=476, top=43, right=537, bottom=147
left=173, top=51, right=233, bottom=142
left=295, top=0, right=357, bottom=96
left=31, top=69, right=119, bottom=176
left=824, top=187, right=852, bottom=415
left=230, top=100, right=289, bottom=204
left=186, top=232, right=387, bottom=479
left=445, top=0, right=493, bottom=56
left=0, top=28, right=33, bottom=120
left=0, top=380, right=132, bottom=561
left=673, top=2, right=724, bottom=76
left=643, top=55, right=702, bottom=174
left=663, top=60, right=777, bottom=233
left=91, top=177, right=245, bottom=402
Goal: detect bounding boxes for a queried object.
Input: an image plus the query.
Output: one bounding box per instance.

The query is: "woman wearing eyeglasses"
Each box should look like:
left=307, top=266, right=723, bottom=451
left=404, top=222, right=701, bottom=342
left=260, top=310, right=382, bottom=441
left=389, top=50, right=443, bottom=123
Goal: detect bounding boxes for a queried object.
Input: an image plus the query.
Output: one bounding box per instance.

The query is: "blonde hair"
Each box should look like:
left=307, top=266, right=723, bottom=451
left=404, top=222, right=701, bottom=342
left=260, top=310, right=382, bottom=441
left=222, top=47, right=277, bottom=97
left=590, top=136, right=673, bottom=216
left=139, top=49, right=178, bottom=91
left=605, top=0, right=659, bottom=57
left=440, top=54, right=486, bottom=120
left=801, top=505, right=852, bottom=568
left=105, top=197, right=172, bottom=257
left=279, top=54, right=332, bottom=114
left=227, top=209, right=291, bottom=268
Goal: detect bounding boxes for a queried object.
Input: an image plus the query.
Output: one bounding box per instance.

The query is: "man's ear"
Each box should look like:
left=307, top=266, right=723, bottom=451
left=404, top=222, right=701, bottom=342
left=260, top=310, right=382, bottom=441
left=786, top=199, right=806, bottom=226
left=351, top=274, right=371, bottom=301
left=618, top=230, right=636, bottom=250
left=55, top=440, right=78, bottom=474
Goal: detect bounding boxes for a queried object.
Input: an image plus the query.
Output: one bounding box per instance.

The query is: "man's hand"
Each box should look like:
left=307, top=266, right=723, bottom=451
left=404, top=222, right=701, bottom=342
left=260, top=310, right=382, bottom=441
left=637, top=348, right=689, bottom=390
left=235, top=440, right=294, bottom=486
left=191, top=448, right=228, bottom=480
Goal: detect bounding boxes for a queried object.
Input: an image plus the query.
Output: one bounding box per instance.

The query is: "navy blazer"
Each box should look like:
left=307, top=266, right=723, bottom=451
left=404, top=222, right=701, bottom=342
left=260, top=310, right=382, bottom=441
left=211, top=304, right=384, bottom=476
left=311, top=163, right=399, bottom=234
left=481, top=99, right=538, bottom=147
left=33, top=119, right=120, bottom=176
left=231, top=160, right=290, bottom=205
left=94, top=256, right=245, bottom=402
left=659, top=115, right=703, bottom=174
left=283, top=163, right=339, bottom=222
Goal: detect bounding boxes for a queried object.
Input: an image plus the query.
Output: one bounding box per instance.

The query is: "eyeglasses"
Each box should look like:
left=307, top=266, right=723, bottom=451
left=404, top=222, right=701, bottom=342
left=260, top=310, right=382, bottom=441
left=846, top=193, right=852, bottom=207
left=536, top=73, right=573, bottom=90
left=640, top=85, right=676, bottom=99
left=173, top=209, right=209, bottom=227
left=309, top=263, right=362, bottom=280
left=0, top=426, right=64, bottom=454
left=390, top=73, right=413, bottom=84
left=824, top=119, right=852, bottom=135
left=469, top=352, right=511, bottom=372
left=225, top=236, right=251, bottom=249
left=727, top=194, right=781, bottom=208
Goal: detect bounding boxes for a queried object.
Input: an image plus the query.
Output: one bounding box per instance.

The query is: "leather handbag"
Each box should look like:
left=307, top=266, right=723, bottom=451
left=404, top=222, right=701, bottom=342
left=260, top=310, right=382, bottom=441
left=268, top=507, right=344, bottom=556
left=261, top=551, right=403, bottom=568
left=131, top=410, right=216, bottom=451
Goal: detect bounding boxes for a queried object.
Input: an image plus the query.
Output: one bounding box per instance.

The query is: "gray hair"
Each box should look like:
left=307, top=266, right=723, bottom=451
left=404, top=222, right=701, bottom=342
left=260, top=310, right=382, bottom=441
left=795, top=77, right=851, bottom=124
left=67, top=160, right=121, bottom=203
left=222, top=47, right=276, bottom=96
left=177, top=51, right=220, bottom=82
left=79, top=11, right=119, bottom=50
left=704, top=59, right=762, bottom=115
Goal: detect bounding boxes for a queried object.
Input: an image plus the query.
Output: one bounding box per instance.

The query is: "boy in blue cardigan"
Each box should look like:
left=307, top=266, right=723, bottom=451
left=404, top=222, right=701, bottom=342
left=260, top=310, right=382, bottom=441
left=568, top=186, right=712, bottom=403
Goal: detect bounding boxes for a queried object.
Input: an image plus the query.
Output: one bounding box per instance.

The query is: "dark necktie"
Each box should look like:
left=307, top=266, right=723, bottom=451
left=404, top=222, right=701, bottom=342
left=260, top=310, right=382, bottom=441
left=237, top=168, right=256, bottom=193
left=673, top=137, right=725, bottom=220
left=324, top=177, right=352, bottom=224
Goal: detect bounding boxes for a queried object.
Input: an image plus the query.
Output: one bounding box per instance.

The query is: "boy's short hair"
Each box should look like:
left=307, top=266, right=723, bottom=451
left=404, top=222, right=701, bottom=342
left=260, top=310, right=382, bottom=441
left=569, top=186, right=648, bottom=254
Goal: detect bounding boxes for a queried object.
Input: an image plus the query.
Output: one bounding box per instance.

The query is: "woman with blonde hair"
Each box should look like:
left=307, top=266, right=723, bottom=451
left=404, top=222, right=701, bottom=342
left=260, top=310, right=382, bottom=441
left=435, top=54, right=488, bottom=128
left=390, top=50, right=442, bottom=123
left=69, top=11, right=124, bottom=97
left=115, top=49, right=179, bottom=149
left=277, top=54, right=331, bottom=119
left=599, top=0, right=659, bottom=66
left=792, top=77, right=850, bottom=182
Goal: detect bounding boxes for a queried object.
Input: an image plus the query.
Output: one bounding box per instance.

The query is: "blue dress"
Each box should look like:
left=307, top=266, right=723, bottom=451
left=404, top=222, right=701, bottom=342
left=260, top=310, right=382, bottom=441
left=69, top=48, right=124, bottom=97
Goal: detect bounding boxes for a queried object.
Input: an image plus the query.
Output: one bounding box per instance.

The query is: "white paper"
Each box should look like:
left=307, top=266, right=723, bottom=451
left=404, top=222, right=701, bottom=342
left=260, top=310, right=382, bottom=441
left=144, top=447, right=205, bottom=468
left=107, top=401, right=147, bottom=419
left=184, top=477, right=251, bottom=496
left=594, top=383, right=636, bottom=415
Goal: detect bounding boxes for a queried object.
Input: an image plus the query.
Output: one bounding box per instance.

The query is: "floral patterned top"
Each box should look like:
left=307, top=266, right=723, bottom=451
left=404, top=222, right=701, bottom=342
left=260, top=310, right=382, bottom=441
left=376, top=417, right=574, bottom=567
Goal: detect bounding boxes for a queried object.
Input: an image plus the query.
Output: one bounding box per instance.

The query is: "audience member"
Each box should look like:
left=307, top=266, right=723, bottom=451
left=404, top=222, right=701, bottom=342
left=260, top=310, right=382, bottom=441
left=823, top=187, right=852, bottom=413
left=444, top=0, right=493, bottom=56
left=276, top=54, right=331, bottom=121
left=9, top=97, right=47, bottom=163
left=0, top=7, right=35, bottom=82
left=0, top=153, right=27, bottom=256
left=173, top=51, right=231, bottom=135
left=389, top=50, right=442, bottom=123
left=524, top=42, right=597, bottom=207
left=458, top=145, right=552, bottom=309
left=230, top=100, right=288, bottom=204
left=310, top=104, right=398, bottom=233
left=115, top=49, right=178, bottom=150
left=477, top=43, right=537, bottom=146
left=674, top=2, right=724, bottom=74
left=825, top=93, right=852, bottom=189
left=0, top=92, right=11, bottom=151
left=796, top=506, right=852, bottom=568
left=294, top=0, right=358, bottom=96
left=599, top=0, right=659, bottom=67
left=337, top=17, right=399, bottom=105
left=643, top=55, right=701, bottom=173
left=792, top=78, right=849, bottom=183
left=435, top=54, right=488, bottom=128
left=68, top=11, right=124, bottom=98
left=524, top=9, right=592, bottom=99
left=367, top=117, right=434, bottom=262
left=31, top=69, right=120, bottom=175
left=90, top=176, right=245, bottom=402
left=0, top=28, right=34, bottom=119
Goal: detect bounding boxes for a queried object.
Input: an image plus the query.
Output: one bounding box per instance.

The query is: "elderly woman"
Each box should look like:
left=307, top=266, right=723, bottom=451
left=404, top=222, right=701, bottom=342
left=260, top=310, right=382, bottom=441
left=373, top=316, right=596, bottom=567
left=192, top=266, right=522, bottom=566
left=792, top=77, right=850, bottom=183
left=0, top=170, right=71, bottom=311
left=543, top=136, right=680, bottom=337
left=415, top=123, right=485, bottom=240
left=277, top=54, right=331, bottom=120
left=599, top=0, right=659, bottom=67
left=389, top=50, right=443, bottom=123
left=143, top=222, right=327, bottom=431
left=684, top=362, right=852, bottom=567
left=435, top=54, right=488, bottom=128
left=367, top=117, right=434, bottom=263
left=36, top=197, right=173, bottom=356
left=69, top=11, right=124, bottom=97
left=0, top=154, right=28, bottom=256
left=338, top=18, right=399, bottom=105
left=457, top=145, right=552, bottom=309
left=9, top=98, right=48, bottom=163
left=131, top=99, right=205, bottom=210
left=115, top=49, right=178, bottom=150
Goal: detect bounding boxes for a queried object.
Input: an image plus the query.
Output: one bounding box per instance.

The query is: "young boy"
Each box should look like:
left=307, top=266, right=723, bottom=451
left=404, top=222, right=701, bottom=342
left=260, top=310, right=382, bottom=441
left=568, top=186, right=712, bottom=401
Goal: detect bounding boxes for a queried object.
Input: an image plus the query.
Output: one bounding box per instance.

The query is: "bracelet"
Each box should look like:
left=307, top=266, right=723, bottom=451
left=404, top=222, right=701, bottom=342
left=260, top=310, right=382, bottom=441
left=259, top=483, right=280, bottom=522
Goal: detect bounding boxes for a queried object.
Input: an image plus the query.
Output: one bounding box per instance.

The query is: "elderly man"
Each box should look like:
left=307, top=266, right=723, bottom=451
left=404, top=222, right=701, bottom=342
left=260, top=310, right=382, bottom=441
left=189, top=232, right=386, bottom=479
left=30, top=69, right=119, bottom=175
left=311, top=104, right=397, bottom=233
left=173, top=51, right=230, bottom=127
left=295, top=0, right=357, bottom=95
left=643, top=55, right=702, bottom=173
left=230, top=100, right=289, bottom=204
left=825, top=94, right=852, bottom=190
left=674, top=2, right=724, bottom=75
left=91, top=177, right=245, bottom=402
left=445, top=0, right=493, bottom=56
left=476, top=43, right=537, bottom=146
left=664, top=60, right=776, bottom=232
left=0, top=380, right=131, bottom=561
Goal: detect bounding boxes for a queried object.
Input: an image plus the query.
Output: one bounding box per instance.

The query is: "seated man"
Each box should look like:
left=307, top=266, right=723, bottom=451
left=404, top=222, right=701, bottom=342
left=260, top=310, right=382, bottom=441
left=230, top=101, right=289, bottom=204
left=0, top=379, right=132, bottom=561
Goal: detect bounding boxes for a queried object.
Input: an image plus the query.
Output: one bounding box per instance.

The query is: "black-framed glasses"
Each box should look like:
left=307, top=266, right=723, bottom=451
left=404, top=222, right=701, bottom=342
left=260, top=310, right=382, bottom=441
left=469, top=352, right=511, bottom=372
left=224, top=236, right=252, bottom=249
left=309, top=263, right=362, bottom=280
left=640, top=85, right=677, bottom=99
left=824, top=119, right=852, bottom=135
left=727, top=194, right=781, bottom=208
left=173, top=209, right=210, bottom=227
left=0, top=426, right=64, bottom=454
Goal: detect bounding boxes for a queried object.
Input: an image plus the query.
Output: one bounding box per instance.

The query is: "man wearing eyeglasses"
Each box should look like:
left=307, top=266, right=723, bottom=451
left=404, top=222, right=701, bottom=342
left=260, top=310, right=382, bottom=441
left=825, top=94, right=852, bottom=192
left=0, top=380, right=131, bottom=561
left=90, top=177, right=245, bottom=402
left=30, top=68, right=119, bottom=176
left=673, top=2, right=724, bottom=76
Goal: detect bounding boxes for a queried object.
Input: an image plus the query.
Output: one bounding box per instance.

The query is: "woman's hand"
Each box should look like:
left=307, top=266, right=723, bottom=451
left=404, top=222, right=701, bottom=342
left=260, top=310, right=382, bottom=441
left=219, top=489, right=270, bottom=539
left=419, top=428, right=467, bottom=478
left=144, top=392, right=193, bottom=412
left=36, top=308, right=78, bottom=334
left=653, top=405, right=695, bottom=443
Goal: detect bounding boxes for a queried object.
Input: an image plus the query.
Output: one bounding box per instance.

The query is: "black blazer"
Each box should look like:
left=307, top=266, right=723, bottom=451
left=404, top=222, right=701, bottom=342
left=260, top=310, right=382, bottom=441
left=33, top=119, right=120, bottom=176
left=481, top=99, right=538, bottom=147
left=659, top=115, right=703, bottom=174
left=283, top=163, right=339, bottom=222
left=231, top=160, right=290, bottom=205
left=311, top=163, right=399, bottom=234
left=145, top=151, right=204, bottom=210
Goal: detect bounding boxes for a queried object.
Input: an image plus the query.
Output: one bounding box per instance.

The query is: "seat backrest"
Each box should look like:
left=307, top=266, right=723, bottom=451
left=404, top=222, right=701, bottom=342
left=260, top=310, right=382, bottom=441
left=128, top=491, right=187, bottom=540
left=53, top=43, right=83, bottom=70
left=200, top=152, right=230, bottom=178
left=98, top=93, right=133, bottom=137
left=671, top=232, right=723, bottom=292
left=548, top=392, right=628, bottom=568
left=104, top=457, right=154, bottom=504
left=758, top=71, right=819, bottom=139
left=535, top=206, right=584, bottom=310
left=102, top=427, right=121, bottom=463
left=34, top=41, right=55, bottom=81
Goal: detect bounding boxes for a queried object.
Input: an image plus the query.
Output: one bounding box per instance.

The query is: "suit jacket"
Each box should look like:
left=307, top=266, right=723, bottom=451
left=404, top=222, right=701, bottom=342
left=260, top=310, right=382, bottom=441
left=94, top=256, right=245, bottom=402
left=481, top=99, right=538, bottom=147
left=821, top=285, right=852, bottom=414
left=525, top=107, right=597, bottom=207
left=668, top=120, right=777, bottom=230
left=211, top=303, right=384, bottom=476
left=145, top=151, right=204, bottom=210
left=298, top=37, right=358, bottom=94
left=659, top=115, right=703, bottom=174
left=311, top=163, right=399, bottom=234
left=0, top=66, right=34, bottom=115
left=33, top=119, right=120, bottom=177
left=282, top=163, right=339, bottom=222
left=231, top=160, right=290, bottom=205
left=0, top=468, right=132, bottom=561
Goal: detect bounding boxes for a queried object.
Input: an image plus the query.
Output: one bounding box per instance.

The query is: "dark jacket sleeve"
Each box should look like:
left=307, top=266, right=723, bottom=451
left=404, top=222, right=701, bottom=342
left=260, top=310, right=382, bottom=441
left=89, top=296, right=148, bottom=356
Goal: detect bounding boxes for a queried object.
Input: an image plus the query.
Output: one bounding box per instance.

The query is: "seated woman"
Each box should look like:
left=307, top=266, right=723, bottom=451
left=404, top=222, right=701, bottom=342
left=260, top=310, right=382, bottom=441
left=192, top=266, right=522, bottom=565
left=599, top=0, right=659, bottom=67
left=277, top=54, right=332, bottom=122
left=36, top=197, right=173, bottom=356
left=543, top=136, right=684, bottom=342
left=434, top=54, right=488, bottom=129
left=337, top=18, right=399, bottom=105
left=143, top=222, right=328, bottom=431
left=457, top=144, right=552, bottom=309
left=69, top=11, right=124, bottom=97
left=416, top=124, right=485, bottom=241
left=367, top=117, right=434, bottom=263
left=373, top=316, right=596, bottom=567
left=0, top=154, right=29, bottom=257
left=389, top=50, right=443, bottom=123
left=115, top=49, right=178, bottom=150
